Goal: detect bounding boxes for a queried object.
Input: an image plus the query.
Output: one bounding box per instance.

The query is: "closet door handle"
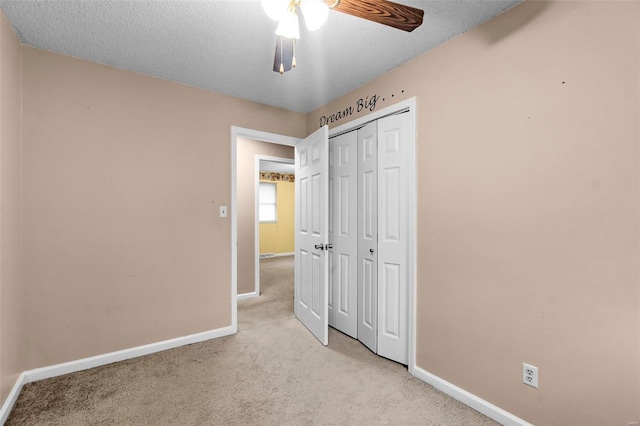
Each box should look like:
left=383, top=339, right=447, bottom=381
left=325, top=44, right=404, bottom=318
left=314, top=244, right=324, bottom=250
left=369, top=248, right=375, bottom=254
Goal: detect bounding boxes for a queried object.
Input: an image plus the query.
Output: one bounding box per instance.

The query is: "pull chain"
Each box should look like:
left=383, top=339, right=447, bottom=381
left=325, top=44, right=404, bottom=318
left=292, top=38, right=297, bottom=68
left=279, top=36, right=285, bottom=74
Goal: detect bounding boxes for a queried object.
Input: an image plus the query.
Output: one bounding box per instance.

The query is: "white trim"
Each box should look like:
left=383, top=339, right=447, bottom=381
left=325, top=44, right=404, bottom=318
left=0, top=326, right=233, bottom=424
left=237, top=291, right=258, bottom=300
left=0, top=372, right=27, bottom=425
left=328, top=98, right=415, bottom=138
left=231, top=127, right=302, bottom=333
left=271, top=252, right=294, bottom=257
left=231, top=128, right=238, bottom=334
left=411, top=365, right=533, bottom=426
left=255, top=155, right=295, bottom=298
left=407, top=99, right=418, bottom=373
left=24, top=327, right=234, bottom=383
left=258, top=251, right=294, bottom=259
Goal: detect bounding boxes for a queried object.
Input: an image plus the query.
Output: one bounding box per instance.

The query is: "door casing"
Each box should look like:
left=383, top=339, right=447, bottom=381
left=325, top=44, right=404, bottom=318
left=231, top=128, right=300, bottom=330
left=231, top=97, right=417, bottom=372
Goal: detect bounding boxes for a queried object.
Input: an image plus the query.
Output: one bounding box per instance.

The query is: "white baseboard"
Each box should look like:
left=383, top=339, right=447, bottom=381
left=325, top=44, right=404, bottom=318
left=0, top=325, right=234, bottom=424
left=410, top=365, right=532, bottom=426
left=237, top=291, right=258, bottom=300
left=0, top=372, right=27, bottom=425
left=258, top=252, right=293, bottom=260
left=272, top=252, right=294, bottom=257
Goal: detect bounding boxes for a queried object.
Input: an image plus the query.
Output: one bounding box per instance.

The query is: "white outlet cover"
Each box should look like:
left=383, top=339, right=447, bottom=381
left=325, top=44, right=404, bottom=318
left=523, top=362, right=539, bottom=388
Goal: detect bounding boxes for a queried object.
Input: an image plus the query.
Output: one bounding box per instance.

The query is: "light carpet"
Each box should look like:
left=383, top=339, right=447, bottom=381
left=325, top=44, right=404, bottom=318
left=6, top=256, right=498, bottom=425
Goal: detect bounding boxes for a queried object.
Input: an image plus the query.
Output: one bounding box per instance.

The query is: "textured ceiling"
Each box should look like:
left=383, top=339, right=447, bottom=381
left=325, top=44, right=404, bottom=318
left=0, top=0, right=522, bottom=113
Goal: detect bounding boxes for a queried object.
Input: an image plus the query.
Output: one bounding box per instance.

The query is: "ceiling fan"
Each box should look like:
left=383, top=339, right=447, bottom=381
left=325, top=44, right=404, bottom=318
left=262, top=0, right=424, bottom=74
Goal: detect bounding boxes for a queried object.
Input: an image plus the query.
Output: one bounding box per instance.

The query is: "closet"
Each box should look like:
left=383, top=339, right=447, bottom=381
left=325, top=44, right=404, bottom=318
left=328, top=112, right=411, bottom=365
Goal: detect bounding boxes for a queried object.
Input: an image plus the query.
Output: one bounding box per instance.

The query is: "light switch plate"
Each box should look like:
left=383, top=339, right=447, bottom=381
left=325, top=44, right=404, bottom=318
left=220, top=206, right=227, bottom=218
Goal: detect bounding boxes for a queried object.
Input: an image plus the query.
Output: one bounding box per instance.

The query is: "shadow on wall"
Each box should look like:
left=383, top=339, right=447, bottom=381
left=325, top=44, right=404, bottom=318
left=477, top=1, right=550, bottom=44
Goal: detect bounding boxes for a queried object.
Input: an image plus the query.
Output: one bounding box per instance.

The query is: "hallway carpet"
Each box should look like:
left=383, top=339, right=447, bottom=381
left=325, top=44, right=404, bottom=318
left=6, top=257, right=497, bottom=425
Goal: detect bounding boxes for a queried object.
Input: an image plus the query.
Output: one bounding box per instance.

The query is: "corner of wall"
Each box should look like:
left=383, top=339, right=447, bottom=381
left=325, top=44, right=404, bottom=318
left=0, top=7, right=5, bottom=408
left=0, top=5, right=25, bottom=406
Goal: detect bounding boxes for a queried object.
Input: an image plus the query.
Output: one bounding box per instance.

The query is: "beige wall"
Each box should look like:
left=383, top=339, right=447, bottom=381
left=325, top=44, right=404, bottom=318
left=2, top=1, right=639, bottom=424
left=0, top=10, right=23, bottom=402
left=237, top=138, right=294, bottom=295
left=21, top=48, right=306, bottom=369
left=307, top=1, right=639, bottom=424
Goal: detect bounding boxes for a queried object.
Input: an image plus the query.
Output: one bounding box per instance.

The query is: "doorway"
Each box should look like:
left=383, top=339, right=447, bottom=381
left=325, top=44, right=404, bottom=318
left=231, top=98, right=416, bottom=371
left=231, top=129, right=300, bottom=329
left=255, top=157, right=295, bottom=298
left=235, top=136, right=296, bottom=302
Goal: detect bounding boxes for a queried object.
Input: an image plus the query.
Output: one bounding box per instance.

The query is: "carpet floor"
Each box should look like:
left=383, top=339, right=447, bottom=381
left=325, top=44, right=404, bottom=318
left=6, top=256, right=498, bottom=425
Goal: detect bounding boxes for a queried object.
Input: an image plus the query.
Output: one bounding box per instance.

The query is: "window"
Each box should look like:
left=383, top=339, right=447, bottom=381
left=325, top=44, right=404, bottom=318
left=259, top=182, right=277, bottom=223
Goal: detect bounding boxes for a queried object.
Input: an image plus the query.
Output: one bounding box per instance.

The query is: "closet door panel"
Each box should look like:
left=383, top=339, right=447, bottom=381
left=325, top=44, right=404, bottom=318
left=328, top=131, right=358, bottom=338
left=357, top=121, right=378, bottom=353
left=376, top=113, right=410, bottom=365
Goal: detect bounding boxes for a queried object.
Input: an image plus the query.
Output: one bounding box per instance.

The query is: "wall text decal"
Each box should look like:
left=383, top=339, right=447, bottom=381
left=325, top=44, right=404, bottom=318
left=319, top=94, right=379, bottom=128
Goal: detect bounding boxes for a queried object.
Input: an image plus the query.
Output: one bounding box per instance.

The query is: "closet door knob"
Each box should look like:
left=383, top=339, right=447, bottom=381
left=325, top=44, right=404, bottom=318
left=369, top=248, right=375, bottom=254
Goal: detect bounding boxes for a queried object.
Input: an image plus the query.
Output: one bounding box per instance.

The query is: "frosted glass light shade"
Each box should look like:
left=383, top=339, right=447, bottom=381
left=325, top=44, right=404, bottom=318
left=261, top=0, right=290, bottom=21
left=275, top=10, right=300, bottom=39
left=300, top=0, right=329, bottom=31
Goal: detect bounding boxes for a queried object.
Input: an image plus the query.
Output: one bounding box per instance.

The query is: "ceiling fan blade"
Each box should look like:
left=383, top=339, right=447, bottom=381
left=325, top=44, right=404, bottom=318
left=329, top=0, right=424, bottom=32
left=273, top=36, right=295, bottom=74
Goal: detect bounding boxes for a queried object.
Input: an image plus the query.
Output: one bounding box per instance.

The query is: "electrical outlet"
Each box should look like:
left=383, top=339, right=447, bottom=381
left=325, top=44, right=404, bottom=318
left=523, top=363, right=538, bottom=388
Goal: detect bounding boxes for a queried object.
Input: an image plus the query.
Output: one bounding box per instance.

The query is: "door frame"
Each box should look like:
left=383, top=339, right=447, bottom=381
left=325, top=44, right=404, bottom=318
left=327, top=97, right=417, bottom=372
left=231, top=127, right=300, bottom=331
left=230, top=97, right=416, bottom=372
left=253, top=155, right=295, bottom=299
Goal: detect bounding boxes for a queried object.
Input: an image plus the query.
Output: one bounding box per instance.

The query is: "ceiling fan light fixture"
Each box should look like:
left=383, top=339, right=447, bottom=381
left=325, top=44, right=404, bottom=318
left=275, top=10, right=300, bottom=39
left=300, top=0, right=329, bottom=31
left=268, top=0, right=423, bottom=75
left=261, top=0, right=290, bottom=21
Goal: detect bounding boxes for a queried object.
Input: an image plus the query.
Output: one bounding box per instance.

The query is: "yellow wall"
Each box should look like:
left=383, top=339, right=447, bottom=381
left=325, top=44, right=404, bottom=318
left=259, top=180, right=294, bottom=255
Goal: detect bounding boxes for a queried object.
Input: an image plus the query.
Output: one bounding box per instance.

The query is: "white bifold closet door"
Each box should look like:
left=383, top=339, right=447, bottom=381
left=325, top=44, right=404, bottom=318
left=327, top=112, right=410, bottom=365
left=375, top=112, right=410, bottom=365
left=328, top=130, right=358, bottom=338
left=357, top=121, right=378, bottom=353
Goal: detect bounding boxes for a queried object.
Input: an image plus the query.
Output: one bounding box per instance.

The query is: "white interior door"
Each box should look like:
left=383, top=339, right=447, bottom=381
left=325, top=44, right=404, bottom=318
left=295, top=125, right=330, bottom=345
left=328, top=131, right=358, bottom=338
left=357, top=121, right=378, bottom=353
left=376, top=113, right=410, bottom=364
